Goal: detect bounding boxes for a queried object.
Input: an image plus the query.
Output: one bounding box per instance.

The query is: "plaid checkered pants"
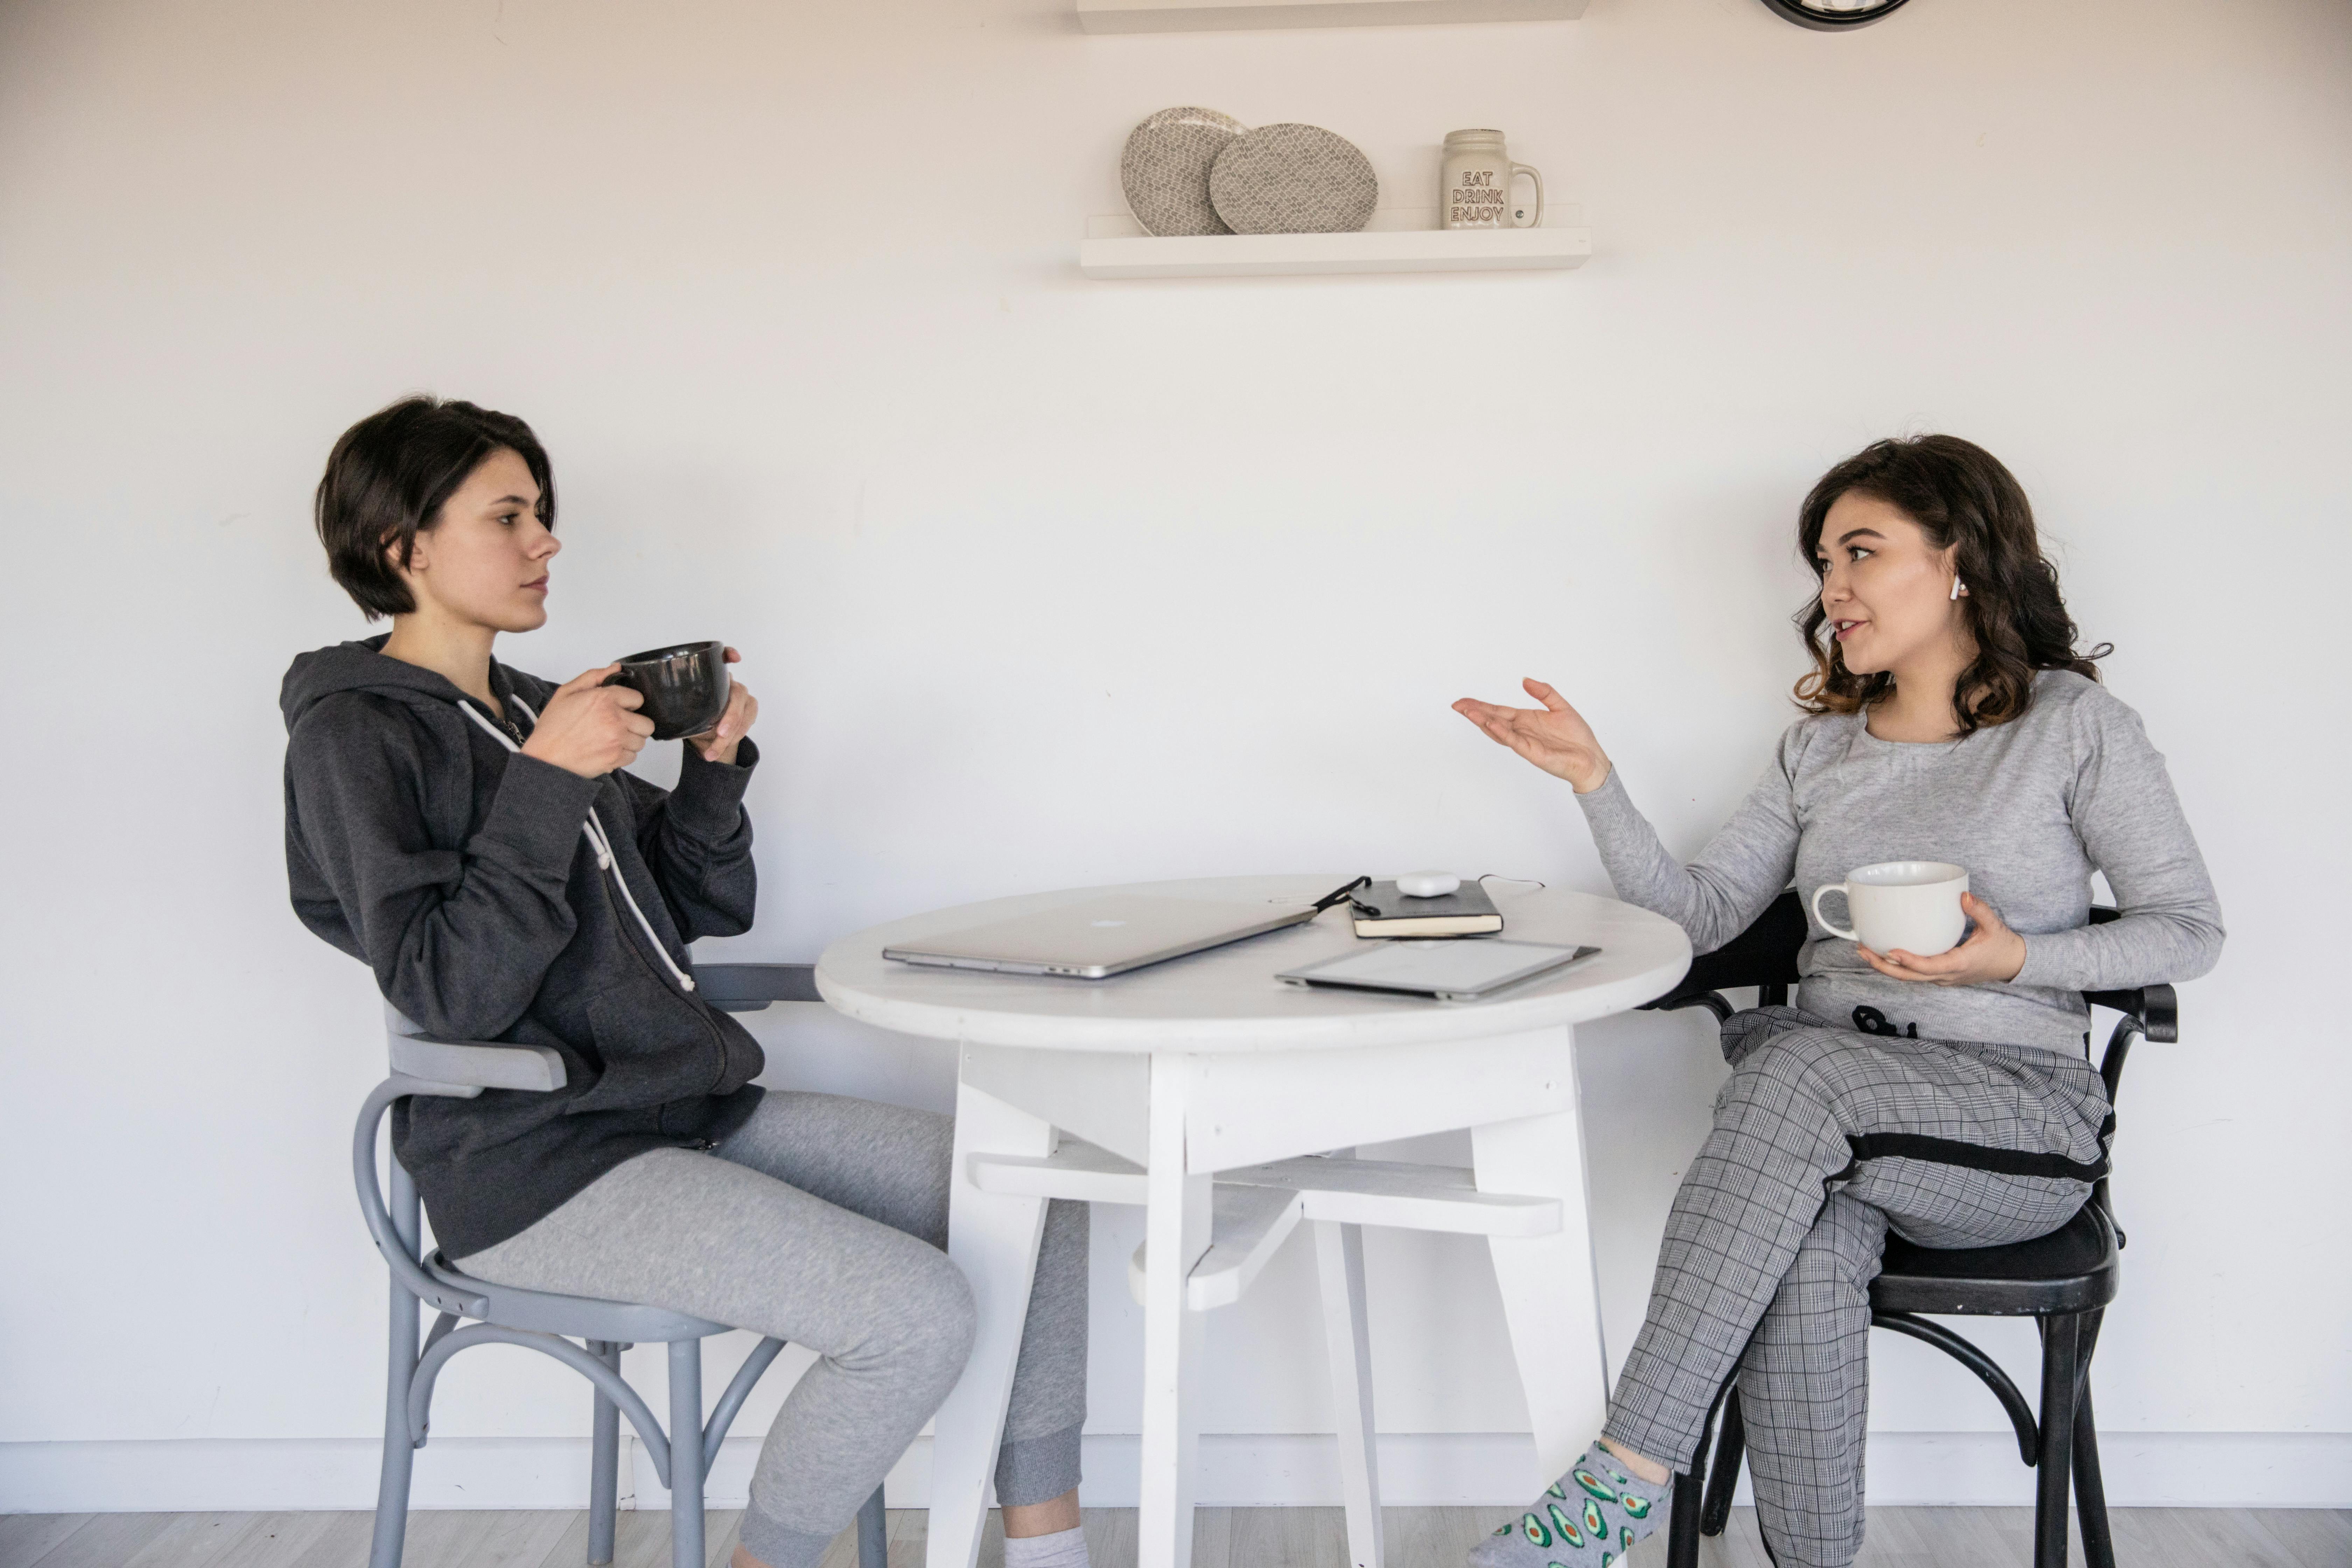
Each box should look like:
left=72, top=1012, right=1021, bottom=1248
left=1600, top=1008, right=2110, bottom=1568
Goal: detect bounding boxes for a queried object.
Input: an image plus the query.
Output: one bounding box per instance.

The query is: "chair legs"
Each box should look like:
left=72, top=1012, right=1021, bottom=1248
left=1667, top=1471, right=1705, bottom=1567
left=1701, top=1387, right=1746, bottom=1536
left=857, top=1485, right=889, bottom=1568
left=370, top=1163, right=424, bottom=1568
left=670, top=1339, right=707, bottom=1568
left=1665, top=1376, right=1744, bottom=1568
left=2072, top=1380, right=2115, bottom=1568
left=2068, top=1311, right=2114, bottom=1568
left=373, top=1262, right=884, bottom=1568
left=1664, top=1315, right=2112, bottom=1568
left=589, top=1341, right=624, bottom=1567
left=2034, top=1314, right=2082, bottom=1568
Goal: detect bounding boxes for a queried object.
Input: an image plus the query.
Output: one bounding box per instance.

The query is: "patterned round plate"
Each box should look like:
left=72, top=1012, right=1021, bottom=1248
left=1121, top=107, right=1248, bottom=237
left=1208, top=123, right=1377, bottom=235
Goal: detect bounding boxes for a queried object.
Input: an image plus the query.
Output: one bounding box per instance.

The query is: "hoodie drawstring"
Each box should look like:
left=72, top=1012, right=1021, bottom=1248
left=460, top=696, right=697, bottom=994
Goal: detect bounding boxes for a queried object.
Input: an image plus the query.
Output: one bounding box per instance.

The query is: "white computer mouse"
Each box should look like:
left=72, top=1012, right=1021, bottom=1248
left=1395, top=870, right=1462, bottom=898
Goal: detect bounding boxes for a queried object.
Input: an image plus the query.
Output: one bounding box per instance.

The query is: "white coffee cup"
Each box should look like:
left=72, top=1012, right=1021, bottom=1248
left=1810, top=862, right=1970, bottom=956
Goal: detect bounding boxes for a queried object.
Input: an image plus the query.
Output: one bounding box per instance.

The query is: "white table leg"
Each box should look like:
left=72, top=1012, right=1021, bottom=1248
left=926, top=1074, right=1055, bottom=1568
left=1473, top=1050, right=1610, bottom=1491
left=1138, top=1052, right=1210, bottom=1568
left=1314, top=1218, right=1384, bottom=1568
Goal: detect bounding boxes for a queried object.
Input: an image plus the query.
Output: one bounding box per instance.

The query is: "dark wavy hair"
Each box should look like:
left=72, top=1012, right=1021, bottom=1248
left=314, top=396, right=554, bottom=620
left=1794, top=435, right=2108, bottom=735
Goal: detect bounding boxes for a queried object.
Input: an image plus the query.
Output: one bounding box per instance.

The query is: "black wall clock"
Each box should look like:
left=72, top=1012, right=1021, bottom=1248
left=1760, top=0, right=1913, bottom=28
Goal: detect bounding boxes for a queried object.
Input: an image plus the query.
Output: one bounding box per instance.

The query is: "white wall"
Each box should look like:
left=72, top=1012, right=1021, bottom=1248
left=2, top=0, right=2347, bottom=1516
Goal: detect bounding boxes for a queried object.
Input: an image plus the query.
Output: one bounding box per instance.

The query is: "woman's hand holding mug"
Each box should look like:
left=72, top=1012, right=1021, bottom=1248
left=685, top=647, right=757, bottom=766
left=1860, top=891, right=2027, bottom=987
left=1452, top=678, right=1613, bottom=793
left=521, top=665, right=656, bottom=778
left=1812, top=862, right=2028, bottom=987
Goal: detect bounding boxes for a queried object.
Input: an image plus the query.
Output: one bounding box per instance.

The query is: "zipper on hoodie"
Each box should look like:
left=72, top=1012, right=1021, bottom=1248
left=456, top=695, right=736, bottom=1097
left=461, top=696, right=696, bottom=993
left=468, top=693, right=528, bottom=748
left=591, top=844, right=736, bottom=1097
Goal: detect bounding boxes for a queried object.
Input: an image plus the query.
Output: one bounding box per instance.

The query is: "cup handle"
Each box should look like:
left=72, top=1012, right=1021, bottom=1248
left=1510, top=163, right=1544, bottom=228
left=1810, top=882, right=1858, bottom=942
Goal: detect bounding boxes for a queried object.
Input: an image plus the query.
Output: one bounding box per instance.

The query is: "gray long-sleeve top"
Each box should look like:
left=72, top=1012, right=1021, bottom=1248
left=1576, top=671, right=2223, bottom=1051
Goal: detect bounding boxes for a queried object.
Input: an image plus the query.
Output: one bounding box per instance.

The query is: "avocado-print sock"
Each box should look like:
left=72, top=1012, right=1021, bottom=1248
left=1466, top=1446, right=1672, bottom=1568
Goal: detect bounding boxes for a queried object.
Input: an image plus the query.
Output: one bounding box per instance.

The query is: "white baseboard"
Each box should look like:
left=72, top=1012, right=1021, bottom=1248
left=4, top=1431, right=2346, bottom=1514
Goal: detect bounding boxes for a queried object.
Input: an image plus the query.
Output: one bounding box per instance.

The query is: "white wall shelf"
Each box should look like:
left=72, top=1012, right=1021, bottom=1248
left=1078, top=0, right=1587, bottom=33
left=1079, top=210, right=1591, bottom=279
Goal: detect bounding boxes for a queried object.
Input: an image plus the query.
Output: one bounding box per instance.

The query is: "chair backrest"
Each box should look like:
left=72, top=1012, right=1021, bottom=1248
left=355, top=963, right=817, bottom=1304
left=357, top=1006, right=576, bottom=1320
left=1646, top=893, right=2173, bottom=1241
left=1675, top=891, right=1807, bottom=1004
left=1642, top=891, right=2181, bottom=1233
left=355, top=1071, right=493, bottom=1318
left=1645, top=890, right=2176, bottom=1108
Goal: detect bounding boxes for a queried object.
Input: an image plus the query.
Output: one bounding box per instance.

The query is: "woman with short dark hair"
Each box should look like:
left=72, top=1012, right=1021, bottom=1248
left=285, top=397, right=1090, bottom=1568
left=1454, top=436, right=2222, bottom=1568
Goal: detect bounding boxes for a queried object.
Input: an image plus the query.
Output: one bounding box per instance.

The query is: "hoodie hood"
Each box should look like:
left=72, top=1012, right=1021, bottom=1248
left=281, top=638, right=696, bottom=993
left=281, top=634, right=516, bottom=733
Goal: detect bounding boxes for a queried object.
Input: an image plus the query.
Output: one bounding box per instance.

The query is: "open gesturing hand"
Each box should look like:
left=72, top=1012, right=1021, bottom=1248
left=684, top=647, right=758, bottom=766
left=1859, top=891, right=2029, bottom=987
left=1452, top=678, right=1614, bottom=793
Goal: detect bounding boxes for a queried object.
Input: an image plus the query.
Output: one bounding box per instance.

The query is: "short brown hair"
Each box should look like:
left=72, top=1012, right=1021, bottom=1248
left=314, top=397, right=554, bottom=619
left=1793, top=435, right=2108, bottom=735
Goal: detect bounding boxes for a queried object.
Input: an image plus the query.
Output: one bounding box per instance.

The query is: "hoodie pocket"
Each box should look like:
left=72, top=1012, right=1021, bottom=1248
left=705, top=1006, right=766, bottom=1098
left=562, top=990, right=715, bottom=1116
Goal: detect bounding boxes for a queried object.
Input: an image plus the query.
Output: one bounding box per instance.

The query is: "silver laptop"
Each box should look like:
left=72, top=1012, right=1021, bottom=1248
left=883, top=893, right=1320, bottom=979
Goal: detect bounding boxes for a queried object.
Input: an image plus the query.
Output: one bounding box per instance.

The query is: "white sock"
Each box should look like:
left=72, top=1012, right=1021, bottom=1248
left=1003, top=1524, right=1089, bottom=1568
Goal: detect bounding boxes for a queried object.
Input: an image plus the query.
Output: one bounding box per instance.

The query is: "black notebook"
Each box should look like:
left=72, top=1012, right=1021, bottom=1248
left=1349, top=879, right=1504, bottom=938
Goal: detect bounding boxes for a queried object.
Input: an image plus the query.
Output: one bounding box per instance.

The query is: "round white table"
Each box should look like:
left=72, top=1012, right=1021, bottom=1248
left=817, top=874, right=1690, bottom=1568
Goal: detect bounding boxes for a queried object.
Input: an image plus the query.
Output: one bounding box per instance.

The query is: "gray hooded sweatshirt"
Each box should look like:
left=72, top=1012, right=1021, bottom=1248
left=282, top=637, right=766, bottom=1257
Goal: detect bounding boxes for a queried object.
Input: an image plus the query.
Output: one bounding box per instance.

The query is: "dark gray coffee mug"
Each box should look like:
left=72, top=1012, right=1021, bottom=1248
left=604, top=641, right=730, bottom=741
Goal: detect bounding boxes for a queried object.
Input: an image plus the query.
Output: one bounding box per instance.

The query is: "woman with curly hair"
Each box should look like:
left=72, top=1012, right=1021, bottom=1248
left=1453, top=435, right=2222, bottom=1568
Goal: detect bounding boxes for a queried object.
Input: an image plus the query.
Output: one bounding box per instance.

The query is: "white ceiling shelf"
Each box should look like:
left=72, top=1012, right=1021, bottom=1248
left=1079, top=219, right=1592, bottom=279
left=1077, top=0, right=1587, bottom=34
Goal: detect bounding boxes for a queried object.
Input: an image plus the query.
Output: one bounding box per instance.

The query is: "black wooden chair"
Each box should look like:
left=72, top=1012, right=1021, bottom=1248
left=1638, top=892, right=2175, bottom=1568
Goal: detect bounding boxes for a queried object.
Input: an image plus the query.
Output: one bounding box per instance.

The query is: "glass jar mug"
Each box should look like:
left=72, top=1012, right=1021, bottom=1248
left=1440, top=128, right=1544, bottom=230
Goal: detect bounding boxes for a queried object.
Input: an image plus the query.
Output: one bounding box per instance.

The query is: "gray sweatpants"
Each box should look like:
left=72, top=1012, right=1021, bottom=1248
left=457, top=1092, right=1087, bottom=1568
left=1601, top=1008, right=2109, bottom=1568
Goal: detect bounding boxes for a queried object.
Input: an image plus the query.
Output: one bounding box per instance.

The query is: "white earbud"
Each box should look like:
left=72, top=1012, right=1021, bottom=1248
left=1950, top=576, right=1967, bottom=601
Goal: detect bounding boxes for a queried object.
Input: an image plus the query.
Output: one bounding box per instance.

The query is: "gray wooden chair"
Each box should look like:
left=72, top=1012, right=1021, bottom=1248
left=354, top=963, right=886, bottom=1568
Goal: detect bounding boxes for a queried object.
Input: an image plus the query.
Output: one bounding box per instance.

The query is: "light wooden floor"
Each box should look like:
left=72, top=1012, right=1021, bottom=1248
left=3, top=1506, right=2346, bottom=1568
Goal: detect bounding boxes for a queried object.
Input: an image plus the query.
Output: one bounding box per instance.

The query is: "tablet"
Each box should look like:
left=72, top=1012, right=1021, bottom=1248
left=1277, top=939, right=1601, bottom=1002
